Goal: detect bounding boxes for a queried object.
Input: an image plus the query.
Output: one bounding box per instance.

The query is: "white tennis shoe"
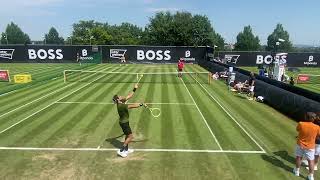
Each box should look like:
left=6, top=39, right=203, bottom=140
left=293, top=168, right=299, bottom=176
left=117, top=150, right=128, bottom=158
left=126, top=149, right=134, bottom=154
left=308, top=174, right=314, bottom=180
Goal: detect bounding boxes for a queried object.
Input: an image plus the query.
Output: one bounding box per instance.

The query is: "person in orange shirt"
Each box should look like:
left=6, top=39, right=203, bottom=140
left=294, top=112, right=320, bottom=180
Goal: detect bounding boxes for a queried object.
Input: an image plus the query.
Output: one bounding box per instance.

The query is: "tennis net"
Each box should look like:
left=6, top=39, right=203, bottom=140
left=63, top=70, right=211, bottom=84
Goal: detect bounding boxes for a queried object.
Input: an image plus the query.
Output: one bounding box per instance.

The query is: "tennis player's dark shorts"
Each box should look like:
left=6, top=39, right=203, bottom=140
left=119, top=122, right=132, bottom=135
left=178, top=68, right=183, bottom=72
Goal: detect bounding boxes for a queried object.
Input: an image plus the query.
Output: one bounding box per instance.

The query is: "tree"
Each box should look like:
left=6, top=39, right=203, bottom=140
left=266, top=24, right=293, bottom=52
left=90, top=26, right=112, bottom=45
left=171, top=11, right=194, bottom=46
left=145, top=11, right=224, bottom=47
left=45, top=27, right=64, bottom=44
left=234, top=26, right=260, bottom=51
left=71, top=20, right=107, bottom=45
left=144, top=11, right=175, bottom=45
left=0, top=22, right=30, bottom=44
left=109, top=23, right=143, bottom=45
left=211, top=32, right=224, bottom=51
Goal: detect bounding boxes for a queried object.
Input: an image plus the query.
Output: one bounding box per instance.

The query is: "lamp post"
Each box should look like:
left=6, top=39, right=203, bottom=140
left=69, top=36, right=72, bottom=45
left=213, top=45, right=218, bottom=59
left=4, top=34, right=8, bottom=44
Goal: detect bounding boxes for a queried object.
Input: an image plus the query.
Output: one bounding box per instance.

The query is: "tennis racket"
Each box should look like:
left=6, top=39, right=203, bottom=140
left=137, top=74, right=144, bottom=83
left=144, top=104, right=161, bottom=118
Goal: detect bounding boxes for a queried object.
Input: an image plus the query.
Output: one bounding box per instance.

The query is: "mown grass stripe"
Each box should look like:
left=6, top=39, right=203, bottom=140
left=0, top=68, right=114, bottom=136
left=206, top=80, right=296, bottom=150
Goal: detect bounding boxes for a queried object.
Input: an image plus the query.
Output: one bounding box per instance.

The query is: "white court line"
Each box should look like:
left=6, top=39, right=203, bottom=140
left=0, top=68, right=116, bottom=135
left=0, top=90, right=18, bottom=97
left=192, top=76, right=266, bottom=153
left=55, top=101, right=196, bottom=106
left=0, top=147, right=265, bottom=154
left=0, top=66, right=113, bottom=119
left=0, top=83, right=74, bottom=119
left=181, top=78, right=223, bottom=150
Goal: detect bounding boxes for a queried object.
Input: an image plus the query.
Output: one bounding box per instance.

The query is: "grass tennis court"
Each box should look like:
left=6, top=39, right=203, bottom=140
left=241, top=66, right=320, bottom=94
left=0, top=63, right=317, bottom=179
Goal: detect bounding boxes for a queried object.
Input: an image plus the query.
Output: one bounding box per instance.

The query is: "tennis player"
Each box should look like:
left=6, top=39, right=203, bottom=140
left=120, top=55, right=126, bottom=66
left=177, top=58, right=184, bottom=78
left=76, top=52, right=81, bottom=66
left=293, top=112, right=320, bottom=180
left=113, top=84, right=145, bottom=158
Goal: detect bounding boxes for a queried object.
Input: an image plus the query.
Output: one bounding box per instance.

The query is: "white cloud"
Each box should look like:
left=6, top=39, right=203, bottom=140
left=146, top=7, right=179, bottom=13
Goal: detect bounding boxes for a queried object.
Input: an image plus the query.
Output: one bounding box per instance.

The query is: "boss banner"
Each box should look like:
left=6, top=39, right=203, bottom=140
left=102, top=46, right=206, bottom=64
left=218, top=51, right=320, bottom=67
left=0, top=45, right=101, bottom=63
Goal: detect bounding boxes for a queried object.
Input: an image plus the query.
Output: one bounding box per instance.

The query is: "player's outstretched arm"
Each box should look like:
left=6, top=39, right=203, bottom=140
left=126, top=84, right=139, bottom=100
left=128, top=103, right=144, bottom=109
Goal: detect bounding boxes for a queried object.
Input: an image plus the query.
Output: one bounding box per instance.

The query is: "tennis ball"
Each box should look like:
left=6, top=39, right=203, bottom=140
left=140, top=74, right=144, bottom=77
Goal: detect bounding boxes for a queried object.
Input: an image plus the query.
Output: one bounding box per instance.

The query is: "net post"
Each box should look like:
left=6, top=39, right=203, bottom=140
left=7, top=70, right=11, bottom=82
left=208, top=72, right=211, bottom=84
left=63, top=70, right=66, bottom=83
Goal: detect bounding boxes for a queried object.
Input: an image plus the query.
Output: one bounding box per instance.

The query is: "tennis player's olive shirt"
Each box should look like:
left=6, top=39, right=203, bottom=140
left=117, top=103, right=129, bottom=124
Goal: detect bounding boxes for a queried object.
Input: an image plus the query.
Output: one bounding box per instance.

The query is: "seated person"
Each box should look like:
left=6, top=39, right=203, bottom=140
left=290, top=77, right=295, bottom=86
left=232, top=80, right=245, bottom=93
left=212, top=72, right=219, bottom=80
left=219, top=69, right=229, bottom=82
left=242, top=72, right=255, bottom=100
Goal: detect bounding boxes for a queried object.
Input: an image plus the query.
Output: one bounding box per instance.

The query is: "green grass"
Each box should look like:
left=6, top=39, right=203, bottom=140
left=0, top=63, right=92, bottom=95
left=241, top=66, right=320, bottom=93
left=0, top=63, right=314, bottom=180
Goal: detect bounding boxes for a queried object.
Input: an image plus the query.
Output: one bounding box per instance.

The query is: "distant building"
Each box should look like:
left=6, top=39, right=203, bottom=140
left=31, top=41, right=44, bottom=45
left=224, top=43, right=235, bottom=51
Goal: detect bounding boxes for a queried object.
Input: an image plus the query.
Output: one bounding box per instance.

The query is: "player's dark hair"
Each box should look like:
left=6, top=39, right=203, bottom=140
left=306, top=112, right=317, bottom=122
left=113, top=95, right=119, bottom=104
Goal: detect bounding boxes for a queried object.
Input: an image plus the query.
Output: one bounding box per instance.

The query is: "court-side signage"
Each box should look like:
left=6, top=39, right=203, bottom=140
left=0, top=49, right=15, bottom=59
left=219, top=52, right=320, bottom=67
left=103, top=46, right=206, bottom=63
left=28, top=49, right=63, bottom=60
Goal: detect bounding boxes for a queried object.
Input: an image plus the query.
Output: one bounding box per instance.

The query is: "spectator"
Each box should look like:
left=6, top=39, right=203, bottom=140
left=305, top=115, right=320, bottom=171
left=290, top=77, right=295, bottom=86
left=245, top=72, right=255, bottom=100
left=212, top=72, right=219, bottom=80
left=314, top=115, right=320, bottom=171
left=294, top=112, right=320, bottom=180
left=233, top=81, right=245, bottom=93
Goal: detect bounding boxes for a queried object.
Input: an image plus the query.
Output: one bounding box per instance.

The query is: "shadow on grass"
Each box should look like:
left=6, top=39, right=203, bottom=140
left=233, top=94, right=248, bottom=100
left=261, top=151, right=306, bottom=179
left=105, top=134, right=149, bottom=149
left=105, top=134, right=125, bottom=148
left=274, top=151, right=296, bottom=164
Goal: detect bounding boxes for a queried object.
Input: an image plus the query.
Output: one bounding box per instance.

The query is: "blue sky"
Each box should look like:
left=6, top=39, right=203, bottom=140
left=0, top=0, right=319, bottom=45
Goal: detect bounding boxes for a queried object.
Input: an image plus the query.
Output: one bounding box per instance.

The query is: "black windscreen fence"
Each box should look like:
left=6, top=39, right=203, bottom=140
left=199, top=59, right=320, bottom=121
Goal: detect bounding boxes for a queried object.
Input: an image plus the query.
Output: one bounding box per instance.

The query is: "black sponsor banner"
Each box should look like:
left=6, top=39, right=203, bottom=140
left=102, top=46, right=206, bottom=63
left=218, top=51, right=320, bottom=67
left=0, top=45, right=101, bottom=63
